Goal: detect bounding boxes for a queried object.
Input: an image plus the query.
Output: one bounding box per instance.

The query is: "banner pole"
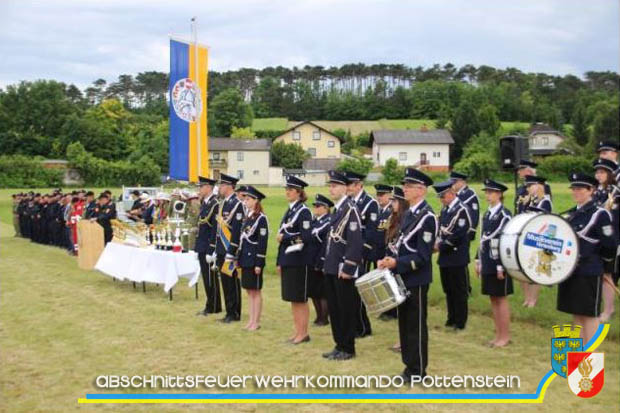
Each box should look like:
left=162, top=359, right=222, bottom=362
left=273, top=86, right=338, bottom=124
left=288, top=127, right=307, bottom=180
left=191, top=16, right=201, bottom=181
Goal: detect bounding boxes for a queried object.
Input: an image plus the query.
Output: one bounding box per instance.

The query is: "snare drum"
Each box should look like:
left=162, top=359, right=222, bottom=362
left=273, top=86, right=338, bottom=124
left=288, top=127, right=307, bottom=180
left=354, top=268, right=408, bottom=315
left=499, top=213, right=579, bottom=285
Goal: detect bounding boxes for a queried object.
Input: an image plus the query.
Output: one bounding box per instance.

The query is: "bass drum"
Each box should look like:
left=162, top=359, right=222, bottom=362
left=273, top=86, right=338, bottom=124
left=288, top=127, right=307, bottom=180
left=499, top=213, right=579, bottom=285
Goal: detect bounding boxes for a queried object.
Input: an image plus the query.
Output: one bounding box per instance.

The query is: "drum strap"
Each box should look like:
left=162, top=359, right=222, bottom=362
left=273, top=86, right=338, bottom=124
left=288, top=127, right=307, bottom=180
left=396, top=206, right=434, bottom=249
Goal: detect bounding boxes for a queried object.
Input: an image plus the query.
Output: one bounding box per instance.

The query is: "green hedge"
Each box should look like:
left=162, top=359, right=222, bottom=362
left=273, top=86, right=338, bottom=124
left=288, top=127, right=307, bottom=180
left=0, top=155, right=64, bottom=187
left=536, top=154, right=591, bottom=181
left=66, top=142, right=161, bottom=186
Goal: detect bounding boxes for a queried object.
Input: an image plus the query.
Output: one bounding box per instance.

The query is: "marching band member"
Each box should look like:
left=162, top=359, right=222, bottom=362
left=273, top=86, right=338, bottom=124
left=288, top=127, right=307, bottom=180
left=592, top=158, right=619, bottom=322
left=379, top=168, right=437, bottom=381
left=322, top=170, right=363, bottom=360
left=592, top=158, right=617, bottom=206
left=475, top=179, right=512, bottom=348
left=216, top=173, right=244, bottom=323
left=384, top=186, right=409, bottom=350
left=515, top=160, right=552, bottom=214
left=235, top=185, right=249, bottom=217
left=374, top=184, right=396, bottom=321
left=521, top=174, right=552, bottom=308
left=276, top=176, right=313, bottom=344
left=345, top=171, right=378, bottom=338
left=308, top=194, right=333, bottom=326
left=195, top=176, right=221, bottom=317
left=558, top=172, right=616, bottom=344
left=433, top=181, right=472, bottom=331
left=597, top=140, right=620, bottom=182
left=238, top=186, right=269, bottom=331
left=450, top=171, right=479, bottom=240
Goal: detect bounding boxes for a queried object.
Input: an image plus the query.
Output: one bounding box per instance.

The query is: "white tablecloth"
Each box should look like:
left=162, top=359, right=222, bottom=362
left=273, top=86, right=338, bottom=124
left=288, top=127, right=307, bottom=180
left=95, top=242, right=201, bottom=292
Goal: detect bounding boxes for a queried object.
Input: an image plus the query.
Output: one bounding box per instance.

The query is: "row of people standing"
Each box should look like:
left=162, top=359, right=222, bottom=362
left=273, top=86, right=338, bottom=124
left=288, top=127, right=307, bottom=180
left=14, top=189, right=117, bottom=252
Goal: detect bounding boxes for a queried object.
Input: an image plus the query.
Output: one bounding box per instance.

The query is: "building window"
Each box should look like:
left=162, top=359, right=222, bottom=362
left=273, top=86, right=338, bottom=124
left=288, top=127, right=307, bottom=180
left=313, top=130, right=321, bottom=140
left=328, top=140, right=335, bottom=148
left=237, top=152, right=244, bottom=161
left=433, top=151, right=440, bottom=158
left=542, top=136, right=549, bottom=145
left=213, top=152, right=220, bottom=160
left=308, top=148, right=316, bottom=157
left=399, top=152, right=407, bottom=161
left=253, top=170, right=259, bottom=176
left=420, top=153, right=427, bottom=165
left=292, top=131, right=301, bottom=141
left=237, top=170, right=244, bottom=179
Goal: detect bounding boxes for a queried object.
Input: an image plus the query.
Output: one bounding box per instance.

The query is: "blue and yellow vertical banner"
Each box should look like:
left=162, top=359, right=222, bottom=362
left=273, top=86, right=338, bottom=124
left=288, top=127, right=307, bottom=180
left=169, top=38, right=209, bottom=182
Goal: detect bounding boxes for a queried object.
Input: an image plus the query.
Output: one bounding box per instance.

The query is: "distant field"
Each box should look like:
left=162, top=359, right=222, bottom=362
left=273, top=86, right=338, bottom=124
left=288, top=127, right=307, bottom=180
left=252, top=118, right=532, bottom=136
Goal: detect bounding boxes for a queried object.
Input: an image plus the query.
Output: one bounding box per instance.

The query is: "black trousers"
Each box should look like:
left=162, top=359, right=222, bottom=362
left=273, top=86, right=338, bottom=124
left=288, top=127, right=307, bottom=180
left=217, top=255, right=241, bottom=320
left=439, top=266, right=469, bottom=329
left=353, top=261, right=373, bottom=336
left=198, top=253, right=222, bottom=313
left=325, top=273, right=357, bottom=355
left=398, top=285, right=429, bottom=377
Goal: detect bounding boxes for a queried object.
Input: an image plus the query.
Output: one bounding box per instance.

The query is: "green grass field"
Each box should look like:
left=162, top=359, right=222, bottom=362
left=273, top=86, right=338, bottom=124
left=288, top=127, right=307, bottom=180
left=251, top=118, right=531, bottom=136
left=0, top=184, right=618, bottom=412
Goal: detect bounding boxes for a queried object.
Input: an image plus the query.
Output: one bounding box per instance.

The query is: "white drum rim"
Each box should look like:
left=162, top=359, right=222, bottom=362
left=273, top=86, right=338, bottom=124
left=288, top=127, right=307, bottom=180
left=355, top=268, right=392, bottom=285
left=513, top=213, right=580, bottom=285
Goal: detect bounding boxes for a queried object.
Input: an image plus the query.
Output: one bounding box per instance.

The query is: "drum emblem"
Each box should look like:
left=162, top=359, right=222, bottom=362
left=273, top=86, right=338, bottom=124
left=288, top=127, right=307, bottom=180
left=529, top=250, right=557, bottom=278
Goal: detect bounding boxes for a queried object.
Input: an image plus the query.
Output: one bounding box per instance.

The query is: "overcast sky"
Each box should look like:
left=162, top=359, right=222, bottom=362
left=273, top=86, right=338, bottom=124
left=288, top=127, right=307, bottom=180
left=0, top=0, right=618, bottom=89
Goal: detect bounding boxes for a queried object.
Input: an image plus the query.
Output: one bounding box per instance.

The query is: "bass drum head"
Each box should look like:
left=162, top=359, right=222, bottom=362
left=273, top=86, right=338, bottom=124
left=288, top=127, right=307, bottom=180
left=515, top=214, right=579, bottom=285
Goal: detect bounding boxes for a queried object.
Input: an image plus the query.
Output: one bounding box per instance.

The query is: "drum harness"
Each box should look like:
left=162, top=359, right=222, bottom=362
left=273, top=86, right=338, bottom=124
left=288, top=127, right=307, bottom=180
left=390, top=205, right=433, bottom=255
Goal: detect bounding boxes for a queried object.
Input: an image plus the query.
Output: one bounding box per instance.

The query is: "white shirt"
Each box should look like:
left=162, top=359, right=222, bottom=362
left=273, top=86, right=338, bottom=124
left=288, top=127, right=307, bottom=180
left=335, top=195, right=348, bottom=211
left=446, top=197, right=459, bottom=212
left=288, top=200, right=298, bottom=210
left=487, top=202, right=502, bottom=217
left=409, top=199, right=425, bottom=215
left=353, top=190, right=364, bottom=203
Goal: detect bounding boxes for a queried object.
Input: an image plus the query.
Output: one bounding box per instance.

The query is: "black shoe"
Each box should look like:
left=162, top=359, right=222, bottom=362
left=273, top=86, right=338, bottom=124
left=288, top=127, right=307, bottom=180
left=356, top=332, right=372, bottom=338
left=314, top=319, right=329, bottom=326
left=445, top=321, right=454, bottom=327
left=322, top=348, right=339, bottom=359
left=219, top=316, right=232, bottom=323
left=292, top=336, right=311, bottom=345
left=329, top=350, right=355, bottom=361
left=195, top=309, right=208, bottom=316
left=453, top=326, right=465, bottom=332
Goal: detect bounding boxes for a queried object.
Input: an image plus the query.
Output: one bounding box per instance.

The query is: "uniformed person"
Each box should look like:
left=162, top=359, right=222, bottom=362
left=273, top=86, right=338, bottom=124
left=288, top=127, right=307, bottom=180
left=12, top=194, right=21, bottom=237
left=596, top=141, right=620, bottom=182
left=345, top=171, right=378, bottom=338
left=308, top=194, right=333, bottom=326
left=184, top=189, right=202, bottom=250
left=475, top=179, right=513, bottom=348
left=378, top=168, right=437, bottom=381
left=374, top=184, right=396, bottom=321
left=235, top=185, right=249, bottom=217
left=84, top=191, right=97, bottom=219
left=93, top=193, right=117, bottom=245
left=434, top=181, right=472, bottom=331
left=450, top=171, right=479, bottom=240
left=277, top=175, right=313, bottom=344
left=558, top=172, right=616, bottom=344
left=524, top=175, right=552, bottom=213
left=592, top=158, right=619, bottom=322
left=195, top=176, right=222, bottom=317
left=321, top=170, right=363, bottom=360
left=216, top=173, right=244, bottom=323
left=515, top=160, right=552, bottom=214
left=592, top=158, right=618, bottom=207
left=238, top=185, right=269, bottom=331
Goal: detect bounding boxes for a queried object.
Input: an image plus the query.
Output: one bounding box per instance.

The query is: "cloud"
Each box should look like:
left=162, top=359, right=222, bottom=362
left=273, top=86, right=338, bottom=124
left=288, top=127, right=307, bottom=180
left=0, top=0, right=617, bottom=89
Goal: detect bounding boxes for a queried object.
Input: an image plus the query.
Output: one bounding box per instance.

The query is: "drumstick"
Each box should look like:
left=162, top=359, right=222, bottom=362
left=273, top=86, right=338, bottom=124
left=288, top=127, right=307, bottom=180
left=603, top=276, right=620, bottom=297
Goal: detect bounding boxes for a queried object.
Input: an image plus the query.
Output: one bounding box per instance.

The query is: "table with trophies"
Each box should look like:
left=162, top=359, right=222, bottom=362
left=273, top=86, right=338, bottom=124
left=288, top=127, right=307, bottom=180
left=94, top=196, right=201, bottom=300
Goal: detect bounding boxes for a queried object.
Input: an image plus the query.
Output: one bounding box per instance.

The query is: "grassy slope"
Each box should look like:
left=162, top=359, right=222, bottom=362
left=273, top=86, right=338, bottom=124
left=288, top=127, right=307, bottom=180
left=251, top=118, right=531, bottom=135
left=0, top=185, right=618, bottom=412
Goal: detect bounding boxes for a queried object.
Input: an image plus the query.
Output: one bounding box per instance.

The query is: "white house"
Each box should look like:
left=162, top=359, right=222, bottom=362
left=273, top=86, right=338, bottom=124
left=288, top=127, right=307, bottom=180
left=528, top=123, right=567, bottom=156
left=208, top=138, right=282, bottom=185
left=370, top=128, right=454, bottom=171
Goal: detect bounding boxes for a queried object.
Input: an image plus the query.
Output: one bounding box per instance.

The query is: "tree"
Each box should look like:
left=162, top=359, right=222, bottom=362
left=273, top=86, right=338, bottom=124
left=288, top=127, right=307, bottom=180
left=230, top=126, right=256, bottom=139
left=270, top=141, right=309, bottom=169
left=210, top=88, right=253, bottom=136
left=381, top=158, right=404, bottom=184
left=336, top=155, right=373, bottom=176
left=478, top=104, right=501, bottom=136
left=592, top=102, right=619, bottom=145
left=450, top=99, right=480, bottom=161
left=571, top=101, right=590, bottom=146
